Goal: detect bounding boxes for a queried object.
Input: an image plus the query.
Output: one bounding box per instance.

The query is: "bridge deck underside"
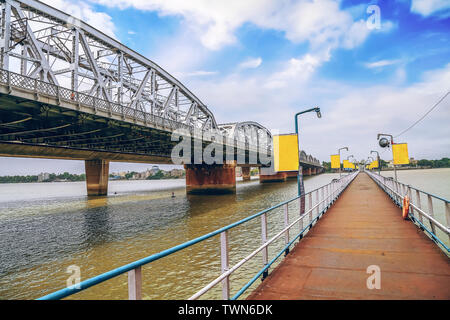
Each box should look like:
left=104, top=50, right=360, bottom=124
left=248, top=173, right=450, bottom=300
left=0, top=93, right=273, bottom=165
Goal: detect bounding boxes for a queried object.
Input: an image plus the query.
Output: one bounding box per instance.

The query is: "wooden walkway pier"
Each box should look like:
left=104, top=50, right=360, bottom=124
left=248, top=173, right=450, bottom=300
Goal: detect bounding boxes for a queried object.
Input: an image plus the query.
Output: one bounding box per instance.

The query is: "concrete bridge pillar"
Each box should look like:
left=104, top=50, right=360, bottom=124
left=241, top=166, right=251, bottom=181
left=85, top=159, right=109, bottom=196
left=184, top=162, right=236, bottom=194
left=259, top=167, right=287, bottom=183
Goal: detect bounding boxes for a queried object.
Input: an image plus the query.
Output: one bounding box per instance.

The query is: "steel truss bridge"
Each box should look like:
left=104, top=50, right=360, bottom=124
left=0, top=0, right=322, bottom=171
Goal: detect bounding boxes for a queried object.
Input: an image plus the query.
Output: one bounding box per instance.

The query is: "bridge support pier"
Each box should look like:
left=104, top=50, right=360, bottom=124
left=303, top=168, right=312, bottom=176
left=284, top=171, right=298, bottom=179
left=85, top=159, right=110, bottom=196
left=259, top=168, right=287, bottom=183
left=241, top=166, right=251, bottom=181
left=184, top=162, right=236, bottom=194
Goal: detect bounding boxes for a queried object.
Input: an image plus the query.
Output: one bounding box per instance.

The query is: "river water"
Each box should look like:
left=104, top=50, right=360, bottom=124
left=0, top=168, right=448, bottom=300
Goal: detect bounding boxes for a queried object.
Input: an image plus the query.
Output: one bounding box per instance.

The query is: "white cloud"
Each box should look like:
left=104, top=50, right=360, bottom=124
left=238, top=57, right=262, bottom=69
left=182, top=70, right=218, bottom=77
left=411, top=0, right=450, bottom=18
left=90, top=0, right=388, bottom=51
left=364, top=59, right=402, bottom=69
left=41, top=0, right=117, bottom=38
left=264, top=53, right=324, bottom=89
left=189, top=61, right=450, bottom=161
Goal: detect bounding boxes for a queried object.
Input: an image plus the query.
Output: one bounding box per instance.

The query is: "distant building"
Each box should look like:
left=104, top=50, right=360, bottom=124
left=387, top=160, right=394, bottom=168
left=169, top=169, right=184, bottom=177
left=150, top=166, right=160, bottom=175
left=37, top=172, right=50, bottom=182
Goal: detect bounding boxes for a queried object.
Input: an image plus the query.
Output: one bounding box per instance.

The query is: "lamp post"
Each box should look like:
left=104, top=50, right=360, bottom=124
left=377, top=133, right=397, bottom=181
left=347, top=155, right=355, bottom=173
left=338, top=147, right=348, bottom=178
left=367, top=156, right=374, bottom=171
left=294, top=107, right=321, bottom=196
left=371, top=150, right=381, bottom=175
left=346, top=155, right=354, bottom=174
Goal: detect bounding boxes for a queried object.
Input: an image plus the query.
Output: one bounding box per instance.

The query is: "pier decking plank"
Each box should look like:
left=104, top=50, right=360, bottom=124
left=248, top=173, right=450, bottom=300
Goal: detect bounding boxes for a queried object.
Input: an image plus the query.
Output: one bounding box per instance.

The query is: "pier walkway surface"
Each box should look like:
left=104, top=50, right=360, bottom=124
left=248, top=173, right=450, bottom=300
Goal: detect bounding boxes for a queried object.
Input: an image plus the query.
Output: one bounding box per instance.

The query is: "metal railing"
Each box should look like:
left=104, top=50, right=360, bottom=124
left=366, top=170, right=450, bottom=254
left=38, top=171, right=358, bottom=300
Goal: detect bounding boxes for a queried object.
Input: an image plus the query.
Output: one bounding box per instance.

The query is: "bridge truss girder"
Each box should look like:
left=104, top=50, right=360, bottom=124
left=0, top=0, right=217, bottom=130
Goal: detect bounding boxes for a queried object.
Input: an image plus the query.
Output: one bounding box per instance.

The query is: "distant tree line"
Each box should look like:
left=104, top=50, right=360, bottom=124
left=0, top=175, right=38, bottom=183
left=0, top=172, right=86, bottom=183
left=416, top=158, right=450, bottom=168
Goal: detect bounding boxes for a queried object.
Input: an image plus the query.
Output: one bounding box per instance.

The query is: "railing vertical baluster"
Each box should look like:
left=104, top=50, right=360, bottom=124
left=321, top=186, right=325, bottom=212
left=415, top=189, right=423, bottom=224
left=284, top=204, right=290, bottom=255
left=298, top=197, right=303, bottom=235
left=220, top=231, right=230, bottom=299
left=128, top=266, right=142, bottom=300
left=445, top=201, right=450, bottom=243
left=261, top=212, right=268, bottom=279
left=407, top=186, right=413, bottom=218
left=315, top=188, right=319, bottom=217
left=427, top=195, right=436, bottom=234
left=308, top=192, right=313, bottom=223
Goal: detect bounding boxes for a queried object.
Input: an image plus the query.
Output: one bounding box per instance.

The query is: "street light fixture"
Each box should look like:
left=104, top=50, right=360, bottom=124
left=377, top=133, right=397, bottom=181
left=294, top=107, right=321, bottom=196
left=338, top=147, right=348, bottom=178
left=346, top=155, right=354, bottom=173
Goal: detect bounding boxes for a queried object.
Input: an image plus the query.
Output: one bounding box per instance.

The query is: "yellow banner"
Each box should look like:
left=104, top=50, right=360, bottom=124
left=273, top=134, right=299, bottom=172
left=343, top=160, right=351, bottom=169
left=369, top=160, right=378, bottom=169
left=392, top=143, right=409, bottom=165
left=330, top=154, right=340, bottom=169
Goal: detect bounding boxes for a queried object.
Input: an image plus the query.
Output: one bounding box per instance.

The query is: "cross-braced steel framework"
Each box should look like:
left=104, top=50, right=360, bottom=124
left=0, top=0, right=218, bottom=130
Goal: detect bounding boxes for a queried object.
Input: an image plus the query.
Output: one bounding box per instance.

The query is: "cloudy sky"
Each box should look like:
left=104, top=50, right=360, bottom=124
left=1, top=0, right=449, bottom=175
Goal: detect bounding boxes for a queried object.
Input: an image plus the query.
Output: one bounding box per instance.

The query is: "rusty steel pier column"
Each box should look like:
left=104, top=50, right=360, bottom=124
left=85, top=159, right=110, bottom=196
left=241, top=166, right=251, bottom=181
left=184, top=161, right=237, bottom=194
left=259, top=167, right=288, bottom=183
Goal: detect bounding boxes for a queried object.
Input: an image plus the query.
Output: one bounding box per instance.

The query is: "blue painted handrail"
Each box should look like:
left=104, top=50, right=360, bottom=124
left=38, top=173, right=357, bottom=300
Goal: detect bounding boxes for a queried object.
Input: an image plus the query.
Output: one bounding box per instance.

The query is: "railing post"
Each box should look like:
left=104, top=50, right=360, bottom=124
left=407, top=186, right=413, bottom=219
left=316, top=189, right=319, bottom=217
left=427, top=195, right=436, bottom=234
left=128, top=266, right=142, bottom=300
left=415, top=189, right=423, bottom=224
left=308, top=192, right=313, bottom=223
left=261, top=212, right=268, bottom=279
left=284, top=203, right=289, bottom=255
left=321, top=186, right=324, bottom=213
left=445, top=201, right=450, bottom=243
left=298, top=197, right=304, bottom=236
left=220, top=231, right=230, bottom=299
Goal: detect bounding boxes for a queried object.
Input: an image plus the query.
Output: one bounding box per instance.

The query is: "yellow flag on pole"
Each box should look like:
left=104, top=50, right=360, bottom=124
left=392, top=143, right=409, bottom=165
left=273, top=134, right=299, bottom=172
left=330, top=154, right=340, bottom=169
